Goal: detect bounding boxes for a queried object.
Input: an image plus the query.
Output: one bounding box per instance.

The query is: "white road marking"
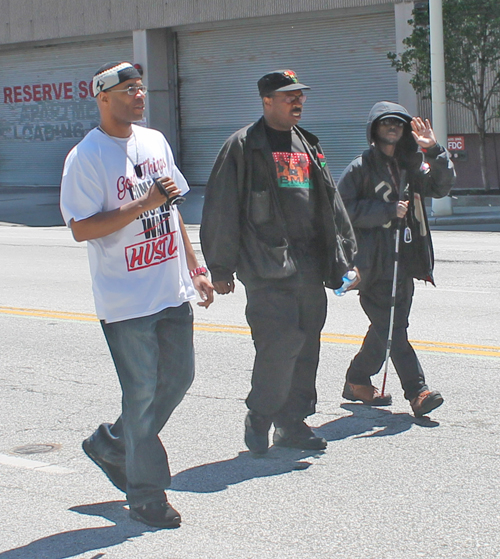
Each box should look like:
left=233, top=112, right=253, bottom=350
left=0, top=453, right=75, bottom=474
left=414, top=286, right=498, bottom=294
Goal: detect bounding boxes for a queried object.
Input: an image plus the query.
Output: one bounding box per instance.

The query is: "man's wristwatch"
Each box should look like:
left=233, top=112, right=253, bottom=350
left=189, top=266, right=208, bottom=279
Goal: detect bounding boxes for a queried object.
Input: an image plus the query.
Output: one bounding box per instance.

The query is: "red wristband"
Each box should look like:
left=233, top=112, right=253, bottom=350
left=189, top=266, right=208, bottom=279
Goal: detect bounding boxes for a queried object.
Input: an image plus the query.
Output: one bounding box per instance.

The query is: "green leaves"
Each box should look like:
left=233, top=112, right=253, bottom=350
left=388, top=0, right=500, bottom=189
left=389, top=0, right=500, bottom=114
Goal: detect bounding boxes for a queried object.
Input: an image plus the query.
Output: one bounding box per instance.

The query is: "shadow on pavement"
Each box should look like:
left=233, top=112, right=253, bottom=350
left=0, top=406, right=440, bottom=556
left=0, top=500, right=157, bottom=559
left=171, top=404, right=439, bottom=494
left=171, top=447, right=322, bottom=493
left=317, top=403, right=439, bottom=441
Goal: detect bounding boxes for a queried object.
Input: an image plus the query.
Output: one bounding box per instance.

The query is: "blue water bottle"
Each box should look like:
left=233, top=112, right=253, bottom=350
left=334, top=270, right=357, bottom=297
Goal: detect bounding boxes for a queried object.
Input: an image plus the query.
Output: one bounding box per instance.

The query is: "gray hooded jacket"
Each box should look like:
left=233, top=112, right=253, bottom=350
left=337, top=101, right=456, bottom=287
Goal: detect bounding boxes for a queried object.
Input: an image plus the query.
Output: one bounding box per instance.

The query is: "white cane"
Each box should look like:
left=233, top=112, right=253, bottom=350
left=381, top=170, right=407, bottom=398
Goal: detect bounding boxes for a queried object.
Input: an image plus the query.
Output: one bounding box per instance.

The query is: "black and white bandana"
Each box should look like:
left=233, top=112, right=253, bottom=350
left=92, top=62, right=142, bottom=97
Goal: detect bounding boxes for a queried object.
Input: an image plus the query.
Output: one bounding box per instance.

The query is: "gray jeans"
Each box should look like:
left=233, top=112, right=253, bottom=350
left=96, top=302, right=194, bottom=507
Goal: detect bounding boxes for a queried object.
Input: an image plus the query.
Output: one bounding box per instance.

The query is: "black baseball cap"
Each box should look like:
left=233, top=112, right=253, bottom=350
left=258, top=70, right=310, bottom=97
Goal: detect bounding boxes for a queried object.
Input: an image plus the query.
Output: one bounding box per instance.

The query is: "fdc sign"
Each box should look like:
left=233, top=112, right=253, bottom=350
left=448, top=136, right=465, bottom=151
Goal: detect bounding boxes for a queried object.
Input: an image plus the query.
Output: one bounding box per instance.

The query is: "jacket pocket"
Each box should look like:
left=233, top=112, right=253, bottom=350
left=240, top=223, right=297, bottom=279
left=250, top=190, right=272, bottom=225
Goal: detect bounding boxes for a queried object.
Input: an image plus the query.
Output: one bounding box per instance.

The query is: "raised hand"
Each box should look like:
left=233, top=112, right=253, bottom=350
left=411, top=117, right=437, bottom=150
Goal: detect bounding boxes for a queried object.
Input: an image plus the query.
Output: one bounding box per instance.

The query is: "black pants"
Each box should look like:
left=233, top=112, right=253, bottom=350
left=346, top=276, right=426, bottom=400
left=245, top=284, right=327, bottom=425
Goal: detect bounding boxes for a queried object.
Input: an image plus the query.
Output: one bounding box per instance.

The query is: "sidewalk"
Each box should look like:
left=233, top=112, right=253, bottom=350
left=426, top=193, right=500, bottom=231
left=1, top=186, right=500, bottom=231
left=0, top=186, right=205, bottom=227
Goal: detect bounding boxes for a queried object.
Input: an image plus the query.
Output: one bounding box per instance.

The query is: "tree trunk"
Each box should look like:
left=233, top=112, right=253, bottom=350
left=478, top=133, right=490, bottom=191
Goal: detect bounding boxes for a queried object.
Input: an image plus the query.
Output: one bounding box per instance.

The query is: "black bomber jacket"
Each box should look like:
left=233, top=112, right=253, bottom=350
left=200, top=117, right=357, bottom=290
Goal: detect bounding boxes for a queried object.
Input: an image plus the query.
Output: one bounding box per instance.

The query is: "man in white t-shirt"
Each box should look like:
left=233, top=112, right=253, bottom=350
left=60, top=61, right=213, bottom=529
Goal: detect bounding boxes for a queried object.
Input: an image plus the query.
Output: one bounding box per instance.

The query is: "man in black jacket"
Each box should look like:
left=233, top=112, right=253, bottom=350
left=201, top=70, right=357, bottom=454
left=338, top=101, right=455, bottom=417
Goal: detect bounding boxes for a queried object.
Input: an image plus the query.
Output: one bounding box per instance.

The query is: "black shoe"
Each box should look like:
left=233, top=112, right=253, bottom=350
left=130, top=499, right=181, bottom=529
left=273, top=420, right=327, bottom=450
left=244, top=411, right=271, bottom=455
left=82, top=436, right=127, bottom=492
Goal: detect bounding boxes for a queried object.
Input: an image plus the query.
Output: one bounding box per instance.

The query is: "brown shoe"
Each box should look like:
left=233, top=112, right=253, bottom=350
left=342, top=381, right=392, bottom=406
left=410, top=390, right=443, bottom=417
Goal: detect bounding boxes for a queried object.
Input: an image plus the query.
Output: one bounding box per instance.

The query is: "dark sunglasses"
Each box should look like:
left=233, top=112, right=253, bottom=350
left=379, top=118, right=405, bottom=127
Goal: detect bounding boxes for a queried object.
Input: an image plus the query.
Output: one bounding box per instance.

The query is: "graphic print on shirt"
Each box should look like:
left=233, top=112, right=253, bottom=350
left=117, top=157, right=179, bottom=272
left=374, top=181, right=394, bottom=228
left=273, top=152, right=311, bottom=189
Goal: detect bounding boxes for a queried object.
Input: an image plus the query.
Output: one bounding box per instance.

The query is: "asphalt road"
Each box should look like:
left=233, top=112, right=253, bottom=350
left=0, top=225, right=499, bottom=559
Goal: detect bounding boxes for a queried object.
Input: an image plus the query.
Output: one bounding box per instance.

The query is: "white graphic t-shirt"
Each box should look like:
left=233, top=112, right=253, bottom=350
left=60, top=124, right=195, bottom=323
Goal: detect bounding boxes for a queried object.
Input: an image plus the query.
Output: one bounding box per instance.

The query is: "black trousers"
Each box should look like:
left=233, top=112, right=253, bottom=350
left=244, top=284, right=327, bottom=425
left=346, top=276, right=426, bottom=400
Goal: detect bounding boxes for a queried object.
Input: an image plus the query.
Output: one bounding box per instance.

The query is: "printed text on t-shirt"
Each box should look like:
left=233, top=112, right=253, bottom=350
left=125, top=231, right=178, bottom=271
left=273, top=152, right=311, bottom=189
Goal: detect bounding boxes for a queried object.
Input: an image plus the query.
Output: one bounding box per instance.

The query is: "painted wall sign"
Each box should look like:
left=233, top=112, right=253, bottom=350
left=0, top=80, right=98, bottom=143
left=448, top=136, right=465, bottom=151
left=3, top=81, right=94, bottom=103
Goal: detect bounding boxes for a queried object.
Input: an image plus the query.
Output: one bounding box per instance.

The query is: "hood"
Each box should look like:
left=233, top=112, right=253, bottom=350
left=366, top=101, right=418, bottom=154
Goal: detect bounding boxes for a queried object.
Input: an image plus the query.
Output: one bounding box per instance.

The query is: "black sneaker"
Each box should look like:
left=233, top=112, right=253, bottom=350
left=82, top=436, right=127, bottom=493
left=273, top=420, right=327, bottom=450
left=130, top=499, right=181, bottom=529
left=244, top=411, right=272, bottom=455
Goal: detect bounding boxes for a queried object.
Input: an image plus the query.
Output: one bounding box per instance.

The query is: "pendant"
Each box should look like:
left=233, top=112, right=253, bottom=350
left=404, top=227, right=412, bottom=243
left=134, top=164, right=143, bottom=179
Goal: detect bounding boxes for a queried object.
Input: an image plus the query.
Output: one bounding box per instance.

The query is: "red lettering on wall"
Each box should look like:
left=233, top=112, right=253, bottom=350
left=52, top=83, right=63, bottom=100
left=3, top=80, right=92, bottom=103
left=13, top=86, right=22, bottom=103
left=78, top=81, right=88, bottom=99
left=63, top=82, right=73, bottom=100
left=33, top=84, right=42, bottom=102
left=4, top=87, right=13, bottom=103
left=42, top=83, right=52, bottom=101
left=23, top=85, right=33, bottom=102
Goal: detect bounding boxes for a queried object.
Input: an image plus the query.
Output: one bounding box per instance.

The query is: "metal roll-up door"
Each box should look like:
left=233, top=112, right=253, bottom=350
left=176, top=10, right=397, bottom=185
left=0, top=36, right=133, bottom=187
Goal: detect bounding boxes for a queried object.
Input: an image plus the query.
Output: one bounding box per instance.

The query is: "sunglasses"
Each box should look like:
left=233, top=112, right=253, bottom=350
left=379, top=118, right=404, bottom=127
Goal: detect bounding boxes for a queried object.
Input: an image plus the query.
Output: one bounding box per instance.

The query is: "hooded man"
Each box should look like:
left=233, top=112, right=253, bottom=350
left=200, top=70, right=357, bottom=454
left=337, top=101, right=456, bottom=417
